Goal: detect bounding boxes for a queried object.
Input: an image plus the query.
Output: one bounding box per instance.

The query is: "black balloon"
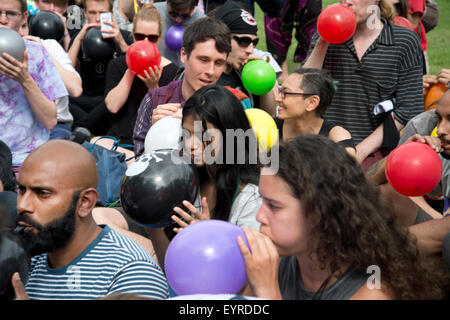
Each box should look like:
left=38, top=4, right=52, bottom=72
left=0, top=230, right=30, bottom=300
left=120, top=150, right=199, bottom=228
left=82, top=27, right=115, bottom=61
left=28, top=11, right=65, bottom=41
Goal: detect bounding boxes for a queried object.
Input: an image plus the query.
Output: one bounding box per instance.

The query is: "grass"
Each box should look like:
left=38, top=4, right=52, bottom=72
left=254, top=0, right=449, bottom=75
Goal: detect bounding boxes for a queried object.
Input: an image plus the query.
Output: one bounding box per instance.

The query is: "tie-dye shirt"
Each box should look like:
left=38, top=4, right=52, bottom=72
left=0, top=40, right=67, bottom=166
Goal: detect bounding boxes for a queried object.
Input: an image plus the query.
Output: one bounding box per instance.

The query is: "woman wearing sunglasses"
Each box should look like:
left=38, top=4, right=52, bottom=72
left=97, top=3, right=179, bottom=157
left=275, top=68, right=356, bottom=157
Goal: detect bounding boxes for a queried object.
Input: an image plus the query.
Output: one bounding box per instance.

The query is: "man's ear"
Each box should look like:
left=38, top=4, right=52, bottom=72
left=180, top=47, right=187, bottom=65
left=305, top=95, right=320, bottom=112
left=77, top=188, right=98, bottom=218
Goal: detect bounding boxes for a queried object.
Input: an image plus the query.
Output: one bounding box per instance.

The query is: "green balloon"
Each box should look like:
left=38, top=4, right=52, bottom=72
left=241, top=60, right=276, bottom=96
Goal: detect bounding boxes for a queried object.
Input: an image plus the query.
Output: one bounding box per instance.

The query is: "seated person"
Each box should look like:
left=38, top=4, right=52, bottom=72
left=213, top=0, right=278, bottom=116
left=13, top=140, right=169, bottom=300
left=0, top=0, right=67, bottom=173
left=32, top=0, right=73, bottom=51
left=68, top=0, right=132, bottom=135
left=275, top=68, right=356, bottom=156
left=20, top=22, right=83, bottom=140
left=237, top=134, right=447, bottom=299
left=132, top=16, right=231, bottom=157
left=91, top=3, right=179, bottom=159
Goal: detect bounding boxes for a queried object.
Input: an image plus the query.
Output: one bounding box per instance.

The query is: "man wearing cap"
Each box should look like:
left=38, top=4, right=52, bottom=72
left=214, top=0, right=278, bottom=116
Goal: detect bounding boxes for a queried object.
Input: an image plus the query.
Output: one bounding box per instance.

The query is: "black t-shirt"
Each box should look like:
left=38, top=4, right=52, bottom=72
left=104, top=55, right=180, bottom=145
left=69, top=28, right=133, bottom=97
left=274, top=118, right=356, bottom=149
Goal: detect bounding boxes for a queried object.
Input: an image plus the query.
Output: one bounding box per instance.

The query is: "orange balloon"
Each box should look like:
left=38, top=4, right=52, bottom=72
left=425, top=83, right=448, bottom=111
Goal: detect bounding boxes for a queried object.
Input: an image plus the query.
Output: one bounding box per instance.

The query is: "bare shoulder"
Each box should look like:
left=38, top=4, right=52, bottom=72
left=350, top=282, right=393, bottom=300
left=328, top=125, right=352, bottom=143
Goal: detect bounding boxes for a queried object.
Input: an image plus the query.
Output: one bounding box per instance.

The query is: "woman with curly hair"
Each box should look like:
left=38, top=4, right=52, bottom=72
left=237, top=134, right=446, bottom=299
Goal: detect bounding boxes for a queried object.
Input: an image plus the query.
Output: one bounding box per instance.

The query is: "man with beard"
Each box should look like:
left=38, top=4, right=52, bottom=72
left=11, top=140, right=169, bottom=300
left=365, top=90, right=450, bottom=256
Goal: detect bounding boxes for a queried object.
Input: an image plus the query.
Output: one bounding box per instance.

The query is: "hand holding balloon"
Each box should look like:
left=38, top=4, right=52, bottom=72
left=406, top=134, right=443, bottom=153
left=0, top=51, right=30, bottom=84
left=172, top=197, right=211, bottom=233
left=385, top=141, right=442, bottom=197
left=136, top=64, right=163, bottom=90
left=151, top=103, right=181, bottom=125
left=317, top=4, right=356, bottom=44
left=237, top=227, right=282, bottom=299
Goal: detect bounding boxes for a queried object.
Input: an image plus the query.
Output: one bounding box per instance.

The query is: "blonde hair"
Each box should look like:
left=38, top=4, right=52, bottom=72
left=379, top=0, right=396, bottom=21
left=132, top=3, right=162, bottom=35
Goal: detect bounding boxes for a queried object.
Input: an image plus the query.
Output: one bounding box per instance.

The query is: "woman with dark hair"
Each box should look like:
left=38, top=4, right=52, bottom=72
left=275, top=68, right=356, bottom=156
left=171, top=84, right=261, bottom=230
left=237, top=134, right=447, bottom=299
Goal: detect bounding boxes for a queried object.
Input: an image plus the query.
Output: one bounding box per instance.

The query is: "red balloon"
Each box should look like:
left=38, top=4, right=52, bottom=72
left=317, top=4, right=356, bottom=44
left=385, top=142, right=442, bottom=196
left=126, top=40, right=161, bottom=77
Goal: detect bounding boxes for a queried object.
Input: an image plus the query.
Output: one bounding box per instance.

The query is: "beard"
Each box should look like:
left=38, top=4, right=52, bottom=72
left=16, top=192, right=80, bottom=257
left=439, top=136, right=450, bottom=160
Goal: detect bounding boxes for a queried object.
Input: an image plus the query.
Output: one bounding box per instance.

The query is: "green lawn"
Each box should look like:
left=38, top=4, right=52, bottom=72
left=254, top=0, right=449, bottom=75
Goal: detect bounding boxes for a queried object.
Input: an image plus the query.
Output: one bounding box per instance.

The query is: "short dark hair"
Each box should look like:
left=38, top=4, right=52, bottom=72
left=82, top=0, right=113, bottom=12
left=17, top=0, right=27, bottom=13
left=167, top=0, right=199, bottom=12
left=182, top=17, right=231, bottom=58
left=293, top=68, right=335, bottom=117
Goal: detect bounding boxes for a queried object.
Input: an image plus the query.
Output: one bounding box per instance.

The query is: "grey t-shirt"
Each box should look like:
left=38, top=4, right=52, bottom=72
left=154, top=2, right=205, bottom=66
left=278, top=256, right=367, bottom=300
left=398, top=109, right=437, bottom=145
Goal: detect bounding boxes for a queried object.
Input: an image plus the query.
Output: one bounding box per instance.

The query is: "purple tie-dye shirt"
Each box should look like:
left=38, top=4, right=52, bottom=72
left=0, top=40, right=67, bottom=166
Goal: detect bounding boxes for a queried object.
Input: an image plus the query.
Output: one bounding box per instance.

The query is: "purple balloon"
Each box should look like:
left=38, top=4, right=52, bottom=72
left=164, top=220, right=249, bottom=295
left=165, top=25, right=184, bottom=51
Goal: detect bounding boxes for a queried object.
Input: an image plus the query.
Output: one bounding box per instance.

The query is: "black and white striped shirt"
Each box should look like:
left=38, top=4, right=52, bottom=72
left=307, top=20, right=424, bottom=144
left=25, top=225, right=169, bottom=300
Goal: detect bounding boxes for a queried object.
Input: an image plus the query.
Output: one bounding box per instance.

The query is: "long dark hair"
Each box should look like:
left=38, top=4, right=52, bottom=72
left=182, top=85, right=259, bottom=221
left=273, top=135, right=448, bottom=299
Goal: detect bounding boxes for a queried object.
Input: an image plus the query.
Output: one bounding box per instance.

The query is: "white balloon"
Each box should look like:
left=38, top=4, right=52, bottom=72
left=144, top=116, right=182, bottom=153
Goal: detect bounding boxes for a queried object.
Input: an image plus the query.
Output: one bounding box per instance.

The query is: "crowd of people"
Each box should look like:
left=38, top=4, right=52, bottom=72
left=0, top=0, right=449, bottom=300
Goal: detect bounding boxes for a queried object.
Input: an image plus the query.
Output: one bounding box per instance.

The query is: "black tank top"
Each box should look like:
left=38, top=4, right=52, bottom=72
left=274, top=118, right=356, bottom=149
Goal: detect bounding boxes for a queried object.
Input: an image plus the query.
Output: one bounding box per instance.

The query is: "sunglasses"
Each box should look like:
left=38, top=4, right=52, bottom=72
left=134, top=33, right=159, bottom=43
left=168, top=11, right=191, bottom=20
left=233, top=35, right=259, bottom=48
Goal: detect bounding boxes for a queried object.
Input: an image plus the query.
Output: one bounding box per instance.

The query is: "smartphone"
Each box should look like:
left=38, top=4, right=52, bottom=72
left=100, top=12, right=112, bottom=37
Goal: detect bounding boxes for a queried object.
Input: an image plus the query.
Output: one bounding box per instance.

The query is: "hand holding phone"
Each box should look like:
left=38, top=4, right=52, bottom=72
left=100, top=12, right=112, bottom=37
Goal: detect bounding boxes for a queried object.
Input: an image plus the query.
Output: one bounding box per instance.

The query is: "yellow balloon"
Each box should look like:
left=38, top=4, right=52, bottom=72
left=431, top=126, right=438, bottom=137
left=245, top=108, right=279, bottom=152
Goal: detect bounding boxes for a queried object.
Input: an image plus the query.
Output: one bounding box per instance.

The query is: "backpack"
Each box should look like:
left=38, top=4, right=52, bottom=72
left=82, top=137, right=132, bottom=207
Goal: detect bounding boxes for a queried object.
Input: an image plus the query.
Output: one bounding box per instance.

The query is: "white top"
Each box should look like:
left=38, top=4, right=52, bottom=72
left=194, top=183, right=262, bottom=230
left=41, top=39, right=79, bottom=123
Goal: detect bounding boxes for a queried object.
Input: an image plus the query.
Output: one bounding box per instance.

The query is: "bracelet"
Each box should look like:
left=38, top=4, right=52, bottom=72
left=64, top=33, right=70, bottom=37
